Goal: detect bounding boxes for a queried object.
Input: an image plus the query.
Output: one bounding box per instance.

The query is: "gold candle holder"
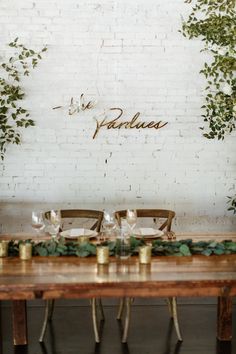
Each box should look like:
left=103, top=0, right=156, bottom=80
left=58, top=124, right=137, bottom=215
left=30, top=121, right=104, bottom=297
left=19, top=243, right=32, bottom=260
left=139, top=245, right=152, bottom=264
left=96, top=246, right=109, bottom=265
left=0, top=241, right=8, bottom=257
left=77, top=235, right=90, bottom=244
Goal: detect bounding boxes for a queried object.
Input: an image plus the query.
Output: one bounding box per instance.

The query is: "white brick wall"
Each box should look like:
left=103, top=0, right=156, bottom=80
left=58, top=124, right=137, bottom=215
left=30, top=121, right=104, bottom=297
left=0, top=0, right=235, bottom=232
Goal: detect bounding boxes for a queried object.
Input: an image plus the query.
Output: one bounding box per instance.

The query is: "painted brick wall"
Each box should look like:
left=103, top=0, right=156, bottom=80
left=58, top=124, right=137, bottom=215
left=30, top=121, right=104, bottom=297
left=0, top=0, right=235, bottom=232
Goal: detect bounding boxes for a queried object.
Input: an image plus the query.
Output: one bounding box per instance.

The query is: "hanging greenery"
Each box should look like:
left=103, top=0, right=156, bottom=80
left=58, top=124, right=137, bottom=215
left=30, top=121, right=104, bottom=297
left=181, top=0, right=236, bottom=213
left=227, top=195, right=236, bottom=214
left=181, top=0, right=236, bottom=140
left=0, top=38, right=47, bottom=160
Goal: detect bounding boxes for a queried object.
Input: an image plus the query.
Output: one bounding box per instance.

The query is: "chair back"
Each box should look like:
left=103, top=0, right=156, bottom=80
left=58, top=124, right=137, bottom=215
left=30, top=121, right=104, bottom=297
left=115, top=209, right=175, bottom=231
left=44, top=209, right=104, bottom=232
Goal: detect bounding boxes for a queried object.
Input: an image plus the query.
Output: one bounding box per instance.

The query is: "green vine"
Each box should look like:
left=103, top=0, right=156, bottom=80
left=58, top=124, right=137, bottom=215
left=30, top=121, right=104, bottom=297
left=181, top=0, right=236, bottom=213
left=181, top=0, right=236, bottom=140
left=227, top=195, right=236, bottom=214
left=7, top=237, right=236, bottom=257
left=0, top=38, right=47, bottom=160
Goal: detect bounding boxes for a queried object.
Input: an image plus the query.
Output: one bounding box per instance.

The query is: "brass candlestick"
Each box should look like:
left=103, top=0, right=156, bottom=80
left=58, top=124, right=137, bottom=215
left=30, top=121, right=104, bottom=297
left=19, top=243, right=32, bottom=260
left=96, top=246, right=109, bottom=265
left=0, top=241, right=8, bottom=257
left=139, top=245, right=152, bottom=264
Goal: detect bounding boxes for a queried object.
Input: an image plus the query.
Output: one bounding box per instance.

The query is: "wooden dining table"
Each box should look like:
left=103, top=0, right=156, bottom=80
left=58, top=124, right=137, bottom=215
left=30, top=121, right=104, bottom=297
left=0, top=232, right=236, bottom=346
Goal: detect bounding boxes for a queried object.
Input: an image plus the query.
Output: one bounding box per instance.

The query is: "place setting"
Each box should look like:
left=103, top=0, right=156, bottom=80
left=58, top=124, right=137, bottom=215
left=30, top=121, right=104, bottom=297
left=123, top=209, right=165, bottom=241
left=31, top=210, right=100, bottom=245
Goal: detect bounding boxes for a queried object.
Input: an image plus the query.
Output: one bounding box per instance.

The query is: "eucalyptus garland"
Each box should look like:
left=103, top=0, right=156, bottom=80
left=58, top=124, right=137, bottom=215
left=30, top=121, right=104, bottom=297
left=7, top=237, right=236, bottom=258
left=0, top=38, right=47, bottom=160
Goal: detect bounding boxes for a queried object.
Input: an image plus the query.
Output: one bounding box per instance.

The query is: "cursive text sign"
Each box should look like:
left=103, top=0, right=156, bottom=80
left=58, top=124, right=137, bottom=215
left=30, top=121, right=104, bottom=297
left=53, top=94, right=96, bottom=115
left=93, top=108, right=168, bottom=139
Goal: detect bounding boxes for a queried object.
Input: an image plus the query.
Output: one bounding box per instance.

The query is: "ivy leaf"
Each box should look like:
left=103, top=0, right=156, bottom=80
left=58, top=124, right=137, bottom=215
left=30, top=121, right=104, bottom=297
left=209, top=241, right=217, bottom=248
left=36, top=246, right=48, bottom=256
left=179, top=244, right=192, bottom=256
left=85, top=243, right=96, bottom=255
left=225, top=242, right=236, bottom=251
left=76, top=249, right=90, bottom=257
left=201, top=249, right=212, bottom=256
left=213, top=248, right=224, bottom=255
left=47, top=242, right=57, bottom=254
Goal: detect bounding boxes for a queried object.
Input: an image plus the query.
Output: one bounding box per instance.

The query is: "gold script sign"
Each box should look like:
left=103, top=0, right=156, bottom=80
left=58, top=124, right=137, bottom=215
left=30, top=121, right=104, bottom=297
left=93, top=108, right=168, bottom=139
left=53, top=94, right=96, bottom=115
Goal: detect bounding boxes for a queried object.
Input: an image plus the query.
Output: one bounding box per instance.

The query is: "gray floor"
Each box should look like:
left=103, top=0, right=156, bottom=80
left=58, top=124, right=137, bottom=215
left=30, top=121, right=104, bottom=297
left=1, top=302, right=236, bottom=354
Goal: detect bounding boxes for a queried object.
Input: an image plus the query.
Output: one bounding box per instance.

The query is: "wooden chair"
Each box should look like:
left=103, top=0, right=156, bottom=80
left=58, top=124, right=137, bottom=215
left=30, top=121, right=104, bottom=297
left=114, top=209, right=182, bottom=343
left=39, top=209, right=104, bottom=343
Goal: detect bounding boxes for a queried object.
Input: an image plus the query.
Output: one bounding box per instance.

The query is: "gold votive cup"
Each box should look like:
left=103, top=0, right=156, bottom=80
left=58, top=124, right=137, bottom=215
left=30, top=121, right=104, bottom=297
left=77, top=235, right=90, bottom=244
left=19, top=243, right=32, bottom=260
left=0, top=241, right=8, bottom=257
left=96, top=246, right=109, bottom=265
left=139, top=245, right=152, bottom=264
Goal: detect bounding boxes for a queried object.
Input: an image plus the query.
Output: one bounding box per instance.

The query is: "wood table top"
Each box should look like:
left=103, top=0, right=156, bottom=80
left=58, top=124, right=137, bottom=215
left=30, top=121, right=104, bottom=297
left=0, top=254, right=236, bottom=300
left=0, top=232, right=235, bottom=300
left=2, top=232, right=235, bottom=346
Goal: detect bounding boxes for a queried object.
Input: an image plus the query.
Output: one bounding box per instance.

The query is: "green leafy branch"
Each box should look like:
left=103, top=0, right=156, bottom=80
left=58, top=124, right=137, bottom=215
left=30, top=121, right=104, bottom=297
left=181, top=0, right=236, bottom=214
left=7, top=237, right=236, bottom=258
left=181, top=0, right=236, bottom=140
left=0, top=38, right=47, bottom=160
left=227, top=195, right=236, bottom=214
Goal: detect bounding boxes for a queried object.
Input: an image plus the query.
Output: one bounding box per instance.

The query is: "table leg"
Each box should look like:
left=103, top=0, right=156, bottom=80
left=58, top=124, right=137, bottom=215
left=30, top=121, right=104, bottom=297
left=217, top=296, right=233, bottom=341
left=217, top=340, right=231, bottom=354
left=0, top=301, right=3, bottom=354
left=12, top=300, right=28, bottom=345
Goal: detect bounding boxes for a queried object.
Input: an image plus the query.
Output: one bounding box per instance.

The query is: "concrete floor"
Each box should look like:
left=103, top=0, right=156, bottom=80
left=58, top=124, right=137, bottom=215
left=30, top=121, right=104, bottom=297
left=1, top=303, right=236, bottom=354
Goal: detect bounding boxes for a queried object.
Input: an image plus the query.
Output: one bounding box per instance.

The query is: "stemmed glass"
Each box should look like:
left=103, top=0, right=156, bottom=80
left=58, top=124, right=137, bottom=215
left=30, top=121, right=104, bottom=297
left=48, top=210, right=61, bottom=239
left=32, top=211, right=45, bottom=235
left=102, top=210, right=116, bottom=241
left=126, top=209, right=137, bottom=233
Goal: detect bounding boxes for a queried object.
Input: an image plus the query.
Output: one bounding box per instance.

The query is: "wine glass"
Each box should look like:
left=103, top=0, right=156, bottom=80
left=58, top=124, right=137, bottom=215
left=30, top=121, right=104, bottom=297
left=126, top=209, right=137, bottom=232
left=32, top=211, right=45, bottom=234
left=102, top=210, right=116, bottom=241
left=48, top=210, right=61, bottom=239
